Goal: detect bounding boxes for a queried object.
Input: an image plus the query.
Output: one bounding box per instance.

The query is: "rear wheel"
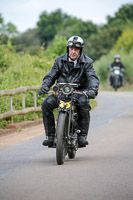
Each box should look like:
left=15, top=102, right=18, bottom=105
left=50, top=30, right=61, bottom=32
left=56, top=112, right=68, bottom=165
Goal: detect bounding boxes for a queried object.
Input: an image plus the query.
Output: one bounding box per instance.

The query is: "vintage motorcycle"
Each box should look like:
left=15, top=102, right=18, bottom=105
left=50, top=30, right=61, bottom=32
left=110, top=66, right=121, bottom=91
left=47, top=83, right=88, bottom=165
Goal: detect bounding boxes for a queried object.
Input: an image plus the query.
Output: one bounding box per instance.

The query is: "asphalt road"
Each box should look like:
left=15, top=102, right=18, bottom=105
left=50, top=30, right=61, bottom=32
left=0, top=91, right=133, bottom=200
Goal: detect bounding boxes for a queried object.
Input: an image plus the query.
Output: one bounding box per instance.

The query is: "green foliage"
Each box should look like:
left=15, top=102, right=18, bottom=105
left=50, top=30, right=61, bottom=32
left=12, top=28, right=41, bottom=55
left=0, top=13, right=19, bottom=42
left=0, top=13, right=4, bottom=24
left=106, top=3, right=133, bottom=32
left=37, top=9, right=69, bottom=46
left=91, top=3, right=133, bottom=60
left=37, top=8, right=97, bottom=49
left=0, top=40, right=15, bottom=72
left=113, top=28, right=133, bottom=53
left=5, top=22, right=19, bottom=37
left=60, top=17, right=97, bottom=40
left=33, top=45, right=54, bottom=70
left=90, top=99, right=97, bottom=110
left=0, top=43, right=55, bottom=90
left=45, top=36, right=67, bottom=59
left=94, top=53, right=113, bottom=83
left=87, top=27, right=121, bottom=60
left=0, top=42, right=54, bottom=128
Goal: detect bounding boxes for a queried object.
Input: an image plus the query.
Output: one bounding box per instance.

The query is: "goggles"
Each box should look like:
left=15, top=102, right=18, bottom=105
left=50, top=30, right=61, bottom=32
left=67, top=41, right=82, bottom=48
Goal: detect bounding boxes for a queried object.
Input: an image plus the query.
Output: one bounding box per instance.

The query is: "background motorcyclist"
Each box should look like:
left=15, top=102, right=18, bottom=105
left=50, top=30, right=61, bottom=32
left=108, top=54, right=126, bottom=86
left=38, top=36, right=99, bottom=147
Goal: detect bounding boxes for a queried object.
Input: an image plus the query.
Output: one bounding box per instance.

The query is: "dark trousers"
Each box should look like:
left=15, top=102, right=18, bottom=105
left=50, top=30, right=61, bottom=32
left=41, top=94, right=91, bottom=137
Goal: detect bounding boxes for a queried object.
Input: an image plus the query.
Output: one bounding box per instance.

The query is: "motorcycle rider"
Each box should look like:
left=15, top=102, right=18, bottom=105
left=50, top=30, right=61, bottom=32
left=108, top=54, right=126, bottom=86
left=38, top=36, right=99, bottom=147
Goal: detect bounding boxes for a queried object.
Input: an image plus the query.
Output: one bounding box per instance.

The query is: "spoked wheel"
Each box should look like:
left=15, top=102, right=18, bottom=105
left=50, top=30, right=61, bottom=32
left=56, top=112, right=68, bottom=165
left=68, top=148, right=76, bottom=159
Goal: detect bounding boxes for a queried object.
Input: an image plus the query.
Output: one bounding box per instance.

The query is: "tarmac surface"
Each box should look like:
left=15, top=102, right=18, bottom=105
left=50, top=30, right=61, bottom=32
left=0, top=91, right=133, bottom=200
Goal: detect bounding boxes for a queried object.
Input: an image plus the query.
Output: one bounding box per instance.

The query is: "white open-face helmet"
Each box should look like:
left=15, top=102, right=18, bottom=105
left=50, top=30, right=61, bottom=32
left=67, top=36, right=84, bottom=53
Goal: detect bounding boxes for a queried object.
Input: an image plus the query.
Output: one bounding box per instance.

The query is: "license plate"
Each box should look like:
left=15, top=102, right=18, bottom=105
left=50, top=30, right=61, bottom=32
left=59, top=100, right=71, bottom=109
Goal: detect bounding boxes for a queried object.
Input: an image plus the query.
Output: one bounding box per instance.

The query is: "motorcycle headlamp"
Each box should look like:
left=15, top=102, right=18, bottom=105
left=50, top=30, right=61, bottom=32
left=62, top=85, right=73, bottom=95
left=53, top=85, right=59, bottom=92
left=53, top=85, right=59, bottom=96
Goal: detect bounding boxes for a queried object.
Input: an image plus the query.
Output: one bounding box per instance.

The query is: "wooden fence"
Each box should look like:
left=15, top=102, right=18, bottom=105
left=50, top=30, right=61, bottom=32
left=0, top=86, right=41, bottom=121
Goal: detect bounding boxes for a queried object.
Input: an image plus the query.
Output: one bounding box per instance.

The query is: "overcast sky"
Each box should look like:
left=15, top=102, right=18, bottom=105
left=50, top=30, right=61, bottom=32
left=0, top=0, right=132, bottom=32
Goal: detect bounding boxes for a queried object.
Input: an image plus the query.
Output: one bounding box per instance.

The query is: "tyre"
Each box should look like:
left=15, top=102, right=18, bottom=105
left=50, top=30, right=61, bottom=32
left=115, top=85, right=117, bottom=91
left=114, top=78, right=118, bottom=91
left=68, top=149, right=76, bottom=159
left=56, top=112, right=68, bottom=165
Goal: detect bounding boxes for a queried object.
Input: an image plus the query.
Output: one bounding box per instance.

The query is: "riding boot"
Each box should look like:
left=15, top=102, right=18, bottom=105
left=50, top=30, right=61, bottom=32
left=77, top=105, right=90, bottom=147
left=42, top=116, right=55, bottom=146
left=41, top=95, right=58, bottom=146
left=78, top=135, right=88, bottom=146
left=42, top=136, right=55, bottom=146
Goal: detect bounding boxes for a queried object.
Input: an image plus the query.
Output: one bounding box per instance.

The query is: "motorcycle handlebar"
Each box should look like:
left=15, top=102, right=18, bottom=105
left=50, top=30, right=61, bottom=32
left=73, top=90, right=88, bottom=97
left=38, top=90, right=88, bottom=97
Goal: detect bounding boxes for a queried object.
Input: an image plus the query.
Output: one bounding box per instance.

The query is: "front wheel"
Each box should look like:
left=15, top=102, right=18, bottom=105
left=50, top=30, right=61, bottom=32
left=56, top=112, right=68, bottom=165
left=114, top=78, right=118, bottom=91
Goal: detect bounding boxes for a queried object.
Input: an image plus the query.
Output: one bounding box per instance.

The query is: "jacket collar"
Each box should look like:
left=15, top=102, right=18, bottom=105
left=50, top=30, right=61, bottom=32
left=61, top=53, right=85, bottom=64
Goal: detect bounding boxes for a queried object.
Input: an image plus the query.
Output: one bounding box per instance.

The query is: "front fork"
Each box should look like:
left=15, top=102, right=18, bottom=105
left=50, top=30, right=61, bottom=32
left=55, top=101, right=79, bottom=150
left=67, top=105, right=80, bottom=150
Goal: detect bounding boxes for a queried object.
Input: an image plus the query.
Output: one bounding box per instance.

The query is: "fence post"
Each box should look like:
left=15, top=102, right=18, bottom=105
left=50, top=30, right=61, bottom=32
left=9, top=95, right=13, bottom=123
left=33, top=90, right=37, bottom=107
left=22, top=92, right=25, bottom=120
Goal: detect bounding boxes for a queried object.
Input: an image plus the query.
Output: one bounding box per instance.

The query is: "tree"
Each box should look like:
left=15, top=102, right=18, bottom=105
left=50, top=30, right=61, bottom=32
left=58, top=16, right=97, bottom=40
left=106, top=4, right=133, bottom=29
left=113, top=28, right=133, bottom=53
left=0, top=13, right=4, bottom=34
left=86, top=27, right=121, bottom=60
left=5, top=22, right=19, bottom=37
left=12, top=28, right=41, bottom=54
left=45, top=35, right=67, bottom=59
left=86, top=4, right=133, bottom=60
left=0, top=13, right=19, bottom=44
left=0, top=14, right=3, bottom=24
left=37, top=9, right=69, bottom=46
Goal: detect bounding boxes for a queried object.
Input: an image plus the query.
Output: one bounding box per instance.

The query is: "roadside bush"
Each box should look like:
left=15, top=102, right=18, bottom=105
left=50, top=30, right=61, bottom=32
left=0, top=40, right=15, bottom=72
left=0, top=42, right=52, bottom=128
left=113, top=28, right=133, bottom=53
left=45, top=35, right=66, bottom=59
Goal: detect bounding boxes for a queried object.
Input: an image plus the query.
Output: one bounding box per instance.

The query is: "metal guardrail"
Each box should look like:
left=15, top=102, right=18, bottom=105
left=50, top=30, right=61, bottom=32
left=0, top=86, right=41, bottom=121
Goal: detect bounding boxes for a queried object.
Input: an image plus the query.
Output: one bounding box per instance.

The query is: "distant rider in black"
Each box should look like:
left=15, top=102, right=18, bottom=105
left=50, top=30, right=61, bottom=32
left=108, top=54, right=126, bottom=86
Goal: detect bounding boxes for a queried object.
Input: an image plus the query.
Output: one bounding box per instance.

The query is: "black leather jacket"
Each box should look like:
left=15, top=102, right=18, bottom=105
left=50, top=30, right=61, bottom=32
left=41, top=53, right=99, bottom=94
left=108, top=61, right=126, bottom=71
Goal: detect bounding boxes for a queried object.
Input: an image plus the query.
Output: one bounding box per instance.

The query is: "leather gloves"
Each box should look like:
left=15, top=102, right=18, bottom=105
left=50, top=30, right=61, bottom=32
left=86, top=89, right=96, bottom=99
left=38, top=85, right=49, bottom=95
